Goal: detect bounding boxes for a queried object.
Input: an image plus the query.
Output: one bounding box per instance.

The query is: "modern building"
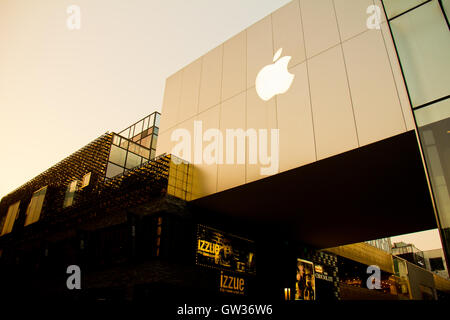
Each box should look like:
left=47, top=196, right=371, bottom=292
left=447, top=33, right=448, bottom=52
left=366, top=238, right=392, bottom=254
left=423, top=248, right=449, bottom=280
left=0, top=0, right=449, bottom=302
left=392, top=242, right=426, bottom=268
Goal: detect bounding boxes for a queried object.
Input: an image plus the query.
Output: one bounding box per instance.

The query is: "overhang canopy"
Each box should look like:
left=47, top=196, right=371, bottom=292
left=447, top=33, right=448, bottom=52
left=190, top=131, right=437, bottom=248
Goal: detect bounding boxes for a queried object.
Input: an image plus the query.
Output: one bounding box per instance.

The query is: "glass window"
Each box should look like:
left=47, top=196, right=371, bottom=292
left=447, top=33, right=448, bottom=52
left=112, top=134, right=121, bottom=146
left=383, top=0, right=429, bottom=19
left=119, top=138, right=129, bottom=150
left=143, top=116, right=150, bottom=131
left=139, top=148, right=150, bottom=159
left=415, top=98, right=450, bottom=127
left=120, top=128, right=130, bottom=140
left=444, top=0, right=450, bottom=17
left=24, top=186, right=47, bottom=226
left=151, top=135, right=158, bottom=150
left=132, top=133, right=141, bottom=142
left=429, top=257, right=445, bottom=271
left=155, top=113, right=160, bottom=127
left=151, top=149, right=156, bottom=160
left=140, top=136, right=151, bottom=149
left=135, top=120, right=144, bottom=135
left=125, top=152, right=142, bottom=169
left=109, top=145, right=127, bottom=166
left=149, top=113, right=155, bottom=127
left=416, top=101, right=450, bottom=232
left=390, top=0, right=450, bottom=107
left=81, top=172, right=91, bottom=188
left=1, top=201, right=20, bottom=236
left=63, top=180, right=78, bottom=208
left=128, top=142, right=139, bottom=154
left=106, top=162, right=124, bottom=179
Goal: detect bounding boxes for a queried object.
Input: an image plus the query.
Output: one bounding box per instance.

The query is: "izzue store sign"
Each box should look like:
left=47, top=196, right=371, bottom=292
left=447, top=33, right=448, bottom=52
left=196, top=225, right=256, bottom=275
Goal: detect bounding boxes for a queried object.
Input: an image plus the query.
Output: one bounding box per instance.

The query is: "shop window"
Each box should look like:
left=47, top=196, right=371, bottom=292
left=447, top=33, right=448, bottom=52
left=0, top=201, right=21, bottom=236
left=24, top=186, right=47, bottom=226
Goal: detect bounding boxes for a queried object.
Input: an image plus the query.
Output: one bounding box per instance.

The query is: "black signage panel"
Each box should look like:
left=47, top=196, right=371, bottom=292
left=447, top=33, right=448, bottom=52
left=195, top=225, right=256, bottom=275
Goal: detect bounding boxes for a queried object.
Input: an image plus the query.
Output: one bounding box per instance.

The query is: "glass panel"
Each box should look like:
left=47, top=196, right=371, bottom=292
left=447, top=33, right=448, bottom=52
left=129, top=125, right=135, bottom=139
left=63, top=180, right=78, bottom=208
left=444, top=0, right=450, bottom=17
left=112, top=134, right=121, bottom=146
left=383, top=0, right=429, bottom=18
left=153, top=127, right=159, bottom=135
left=125, top=152, right=142, bottom=169
left=120, top=128, right=130, bottom=140
left=390, top=0, right=450, bottom=107
left=143, top=116, right=150, bottom=131
left=415, top=100, right=450, bottom=267
left=151, top=135, right=158, bottom=150
left=149, top=113, right=155, bottom=127
left=108, top=145, right=127, bottom=166
left=151, top=149, right=156, bottom=159
left=135, top=120, right=144, bottom=135
left=414, top=98, right=450, bottom=127
left=120, top=138, right=129, bottom=149
left=139, top=148, right=150, bottom=159
left=140, top=135, right=151, bottom=149
left=81, top=172, right=91, bottom=188
left=132, top=133, right=141, bottom=142
left=155, top=113, right=160, bottom=127
left=1, top=201, right=20, bottom=236
left=106, top=162, right=124, bottom=178
left=24, top=186, right=47, bottom=226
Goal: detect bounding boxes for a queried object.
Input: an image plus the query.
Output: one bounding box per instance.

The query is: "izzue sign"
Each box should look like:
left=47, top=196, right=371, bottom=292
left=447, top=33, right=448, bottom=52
left=196, top=225, right=256, bottom=274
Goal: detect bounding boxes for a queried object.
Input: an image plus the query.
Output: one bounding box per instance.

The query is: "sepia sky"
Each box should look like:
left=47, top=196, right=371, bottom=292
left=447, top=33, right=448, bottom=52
left=0, top=0, right=443, bottom=251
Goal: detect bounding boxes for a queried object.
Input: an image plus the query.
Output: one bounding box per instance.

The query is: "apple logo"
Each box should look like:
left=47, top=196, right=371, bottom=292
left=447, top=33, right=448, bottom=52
left=255, top=48, right=295, bottom=101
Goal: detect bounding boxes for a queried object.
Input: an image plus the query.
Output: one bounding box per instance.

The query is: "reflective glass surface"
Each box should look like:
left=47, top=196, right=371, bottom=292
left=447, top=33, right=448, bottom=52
left=125, top=152, right=142, bottom=169
left=109, top=145, right=127, bottom=167
left=383, top=0, right=429, bottom=18
left=390, top=0, right=450, bottom=107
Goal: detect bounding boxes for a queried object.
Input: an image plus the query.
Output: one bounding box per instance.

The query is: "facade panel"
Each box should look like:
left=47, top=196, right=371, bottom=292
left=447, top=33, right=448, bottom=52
left=343, top=29, right=406, bottom=146
left=308, top=45, right=358, bottom=160
left=158, top=0, right=412, bottom=199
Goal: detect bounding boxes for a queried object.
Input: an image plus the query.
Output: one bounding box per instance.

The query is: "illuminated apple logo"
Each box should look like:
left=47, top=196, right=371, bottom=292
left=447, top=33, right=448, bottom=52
left=255, top=48, right=295, bottom=101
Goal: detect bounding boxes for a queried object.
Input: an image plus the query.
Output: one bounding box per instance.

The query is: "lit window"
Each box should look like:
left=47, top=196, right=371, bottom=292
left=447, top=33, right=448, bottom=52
left=63, top=180, right=78, bottom=208
left=81, top=172, right=91, bottom=188
left=0, top=201, right=21, bottom=236
left=24, top=186, right=47, bottom=226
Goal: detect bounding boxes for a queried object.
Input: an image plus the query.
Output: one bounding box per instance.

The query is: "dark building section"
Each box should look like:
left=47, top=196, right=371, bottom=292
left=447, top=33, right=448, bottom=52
left=0, top=112, right=444, bottom=303
left=191, top=131, right=437, bottom=248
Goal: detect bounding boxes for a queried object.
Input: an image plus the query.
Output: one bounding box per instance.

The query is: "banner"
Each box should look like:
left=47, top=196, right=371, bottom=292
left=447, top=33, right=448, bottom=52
left=295, top=259, right=315, bottom=300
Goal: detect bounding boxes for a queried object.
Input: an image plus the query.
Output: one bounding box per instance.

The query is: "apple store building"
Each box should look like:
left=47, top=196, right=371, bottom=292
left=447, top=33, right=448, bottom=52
left=156, top=0, right=450, bottom=273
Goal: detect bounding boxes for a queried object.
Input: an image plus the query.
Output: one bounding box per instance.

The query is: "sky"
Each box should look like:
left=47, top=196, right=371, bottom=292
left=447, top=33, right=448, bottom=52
left=0, top=0, right=443, bottom=251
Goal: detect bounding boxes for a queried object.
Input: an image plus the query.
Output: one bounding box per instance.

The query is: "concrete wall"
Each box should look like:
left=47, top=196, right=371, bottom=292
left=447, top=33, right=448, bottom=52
left=157, top=0, right=415, bottom=200
left=325, top=242, right=394, bottom=273
left=406, top=261, right=438, bottom=300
